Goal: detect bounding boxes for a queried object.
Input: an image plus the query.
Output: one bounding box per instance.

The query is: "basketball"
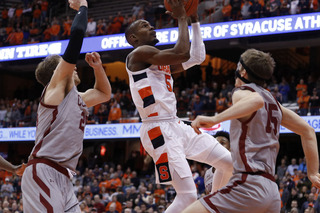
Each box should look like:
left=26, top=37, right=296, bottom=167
left=164, top=0, right=199, bottom=17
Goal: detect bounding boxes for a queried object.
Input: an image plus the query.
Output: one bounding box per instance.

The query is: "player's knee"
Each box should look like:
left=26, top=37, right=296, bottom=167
left=182, top=192, right=197, bottom=203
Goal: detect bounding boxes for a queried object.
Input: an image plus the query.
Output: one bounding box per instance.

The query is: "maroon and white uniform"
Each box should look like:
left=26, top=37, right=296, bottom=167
left=22, top=86, right=88, bottom=213
left=200, top=83, right=282, bottom=213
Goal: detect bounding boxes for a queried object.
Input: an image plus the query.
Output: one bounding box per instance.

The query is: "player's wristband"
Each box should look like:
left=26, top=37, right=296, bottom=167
left=182, top=22, right=206, bottom=70
left=62, top=6, right=88, bottom=64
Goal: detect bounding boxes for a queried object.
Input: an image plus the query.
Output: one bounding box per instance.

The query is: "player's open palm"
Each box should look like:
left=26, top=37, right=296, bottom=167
left=68, top=0, right=87, bottom=11
left=191, top=115, right=215, bottom=134
left=85, top=52, right=102, bottom=70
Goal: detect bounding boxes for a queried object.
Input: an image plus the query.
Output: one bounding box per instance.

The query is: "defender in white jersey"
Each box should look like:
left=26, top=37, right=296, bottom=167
left=21, top=1, right=111, bottom=212
left=125, top=1, right=233, bottom=212
left=183, top=49, right=320, bottom=213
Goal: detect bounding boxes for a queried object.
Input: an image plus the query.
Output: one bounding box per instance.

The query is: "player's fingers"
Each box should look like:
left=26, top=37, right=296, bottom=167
left=192, top=124, right=201, bottom=134
left=16, top=164, right=27, bottom=176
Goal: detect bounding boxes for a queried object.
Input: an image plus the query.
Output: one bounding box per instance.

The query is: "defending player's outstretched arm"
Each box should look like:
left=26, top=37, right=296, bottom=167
left=280, top=105, right=320, bottom=189
left=80, top=52, right=112, bottom=107
left=44, top=0, right=88, bottom=106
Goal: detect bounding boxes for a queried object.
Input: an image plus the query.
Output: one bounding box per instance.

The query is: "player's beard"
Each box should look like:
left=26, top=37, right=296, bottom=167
left=151, top=38, right=159, bottom=46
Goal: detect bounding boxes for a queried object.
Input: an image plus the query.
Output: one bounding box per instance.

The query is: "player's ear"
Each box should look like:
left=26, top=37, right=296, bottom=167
left=129, top=34, right=138, bottom=44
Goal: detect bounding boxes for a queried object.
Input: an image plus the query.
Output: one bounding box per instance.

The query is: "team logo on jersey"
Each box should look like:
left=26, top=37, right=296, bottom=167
left=156, top=153, right=172, bottom=183
left=158, top=65, right=171, bottom=74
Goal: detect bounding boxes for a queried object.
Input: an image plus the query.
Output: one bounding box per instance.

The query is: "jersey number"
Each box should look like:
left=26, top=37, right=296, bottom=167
left=79, top=111, right=87, bottom=132
left=165, top=75, right=173, bottom=92
left=265, top=103, right=278, bottom=135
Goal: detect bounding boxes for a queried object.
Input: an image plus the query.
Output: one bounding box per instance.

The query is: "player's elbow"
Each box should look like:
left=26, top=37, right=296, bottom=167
left=180, top=51, right=190, bottom=62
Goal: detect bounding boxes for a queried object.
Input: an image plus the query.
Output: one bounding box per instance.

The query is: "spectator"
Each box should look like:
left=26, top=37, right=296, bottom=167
left=280, top=0, right=290, bottom=15
left=270, top=0, right=281, bottom=16
left=277, top=158, right=288, bottom=181
left=62, top=16, right=72, bottom=39
left=310, top=88, right=320, bottom=115
left=132, top=2, right=141, bottom=17
left=93, top=194, right=105, bottom=213
left=203, top=92, right=216, bottom=115
left=86, top=17, right=97, bottom=37
left=279, top=77, right=290, bottom=103
left=299, top=0, right=310, bottom=13
left=2, top=7, right=8, bottom=27
left=144, top=1, right=155, bottom=26
left=297, top=89, right=310, bottom=116
left=272, top=86, right=283, bottom=103
left=301, top=193, right=316, bottom=213
left=298, top=156, right=307, bottom=174
left=251, top=0, right=263, bottom=18
left=105, top=195, right=122, bottom=213
left=40, top=0, right=49, bottom=24
left=1, top=178, right=14, bottom=198
left=290, top=0, right=300, bottom=14
left=108, top=99, right=122, bottom=123
left=287, top=158, right=299, bottom=176
left=15, top=27, right=23, bottom=45
left=192, top=94, right=205, bottom=116
left=50, top=17, right=61, bottom=40
left=32, top=5, right=41, bottom=27
left=241, top=0, right=252, bottom=19
left=216, top=92, right=227, bottom=113
left=96, top=19, right=106, bottom=36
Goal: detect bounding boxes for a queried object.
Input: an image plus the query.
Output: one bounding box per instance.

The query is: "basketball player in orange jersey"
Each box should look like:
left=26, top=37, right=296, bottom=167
left=21, top=0, right=111, bottom=212
left=183, top=49, right=320, bottom=213
left=125, top=0, right=233, bottom=212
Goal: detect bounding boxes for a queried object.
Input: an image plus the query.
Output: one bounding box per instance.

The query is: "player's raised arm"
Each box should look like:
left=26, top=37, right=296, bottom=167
left=126, top=0, right=190, bottom=68
left=280, top=105, right=320, bottom=188
left=171, top=8, right=206, bottom=73
left=192, top=89, right=264, bottom=134
left=80, top=52, right=112, bottom=107
left=44, top=0, right=88, bottom=105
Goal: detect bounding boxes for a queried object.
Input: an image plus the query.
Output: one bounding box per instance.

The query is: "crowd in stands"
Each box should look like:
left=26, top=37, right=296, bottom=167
left=1, top=65, right=320, bottom=128
left=0, top=149, right=318, bottom=212
left=0, top=0, right=320, bottom=46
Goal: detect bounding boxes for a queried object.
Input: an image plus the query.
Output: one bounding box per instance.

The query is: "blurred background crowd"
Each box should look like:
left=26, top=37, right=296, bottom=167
left=0, top=0, right=319, bottom=46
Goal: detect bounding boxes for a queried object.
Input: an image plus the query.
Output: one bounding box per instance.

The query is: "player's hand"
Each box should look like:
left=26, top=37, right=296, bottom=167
left=85, top=52, right=102, bottom=70
left=68, top=0, right=88, bottom=11
left=191, top=115, right=215, bottom=134
left=14, top=163, right=27, bottom=176
left=166, top=0, right=187, bottom=19
left=308, top=173, right=320, bottom=189
left=189, top=4, right=199, bottom=23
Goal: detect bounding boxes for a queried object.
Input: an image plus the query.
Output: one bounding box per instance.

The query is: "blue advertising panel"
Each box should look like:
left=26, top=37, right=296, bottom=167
left=0, top=13, right=319, bottom=62
left=0, top=116, right=319, bottom=142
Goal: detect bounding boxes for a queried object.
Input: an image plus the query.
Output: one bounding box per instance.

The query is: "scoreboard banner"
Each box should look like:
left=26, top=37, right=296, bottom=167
left=0, top=13, right=319, bottom=61
left=0, top=116, right=319, bottom=142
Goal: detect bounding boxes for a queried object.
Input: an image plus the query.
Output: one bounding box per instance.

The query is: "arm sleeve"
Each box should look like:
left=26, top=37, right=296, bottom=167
left=182, top=22, right=206, bottom=70
left=62, top=6, right=88, bottom=64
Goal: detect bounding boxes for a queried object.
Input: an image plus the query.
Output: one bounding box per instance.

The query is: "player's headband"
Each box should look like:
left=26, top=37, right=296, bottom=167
left=235, top=58, right=266, bottom=84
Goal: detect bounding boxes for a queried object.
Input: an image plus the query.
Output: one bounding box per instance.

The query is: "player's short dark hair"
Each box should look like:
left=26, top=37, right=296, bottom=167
left=214, top=131, right=230, bottom=141
left=240, top=49, right=275, bottom=86
left=35, top=54, right=61, bottom=86
left=125, top=20, right=140, bottom=46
